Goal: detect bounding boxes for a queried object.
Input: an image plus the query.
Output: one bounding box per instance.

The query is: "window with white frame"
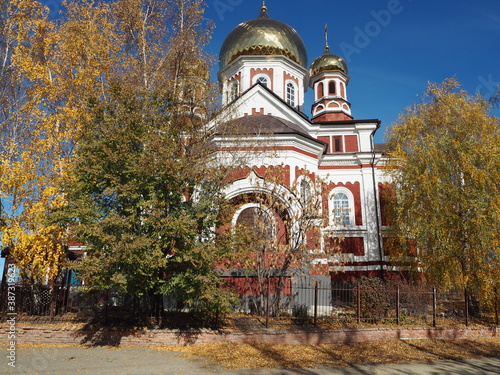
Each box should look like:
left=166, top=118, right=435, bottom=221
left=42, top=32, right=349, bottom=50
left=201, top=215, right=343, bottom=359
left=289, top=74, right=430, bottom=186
left=255, top=75, right=269, bottom=88
left=316, top=82, right=324, bottom=100
left=229, top=80, right=239, bottom=101
left=331, top=190, right=352, bottom=226
left=286, top=82, right=296, bottom=107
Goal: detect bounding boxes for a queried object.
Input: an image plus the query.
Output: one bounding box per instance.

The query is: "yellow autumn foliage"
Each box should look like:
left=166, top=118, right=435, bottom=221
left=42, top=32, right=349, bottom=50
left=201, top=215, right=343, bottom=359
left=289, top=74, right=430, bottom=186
left=385, top=78, right=500, bottom=307
left=2, top=224, right=66, bottom=281
left=1, top=0, right=213, bottom=284
left=0, top=0, right=119, bottom=283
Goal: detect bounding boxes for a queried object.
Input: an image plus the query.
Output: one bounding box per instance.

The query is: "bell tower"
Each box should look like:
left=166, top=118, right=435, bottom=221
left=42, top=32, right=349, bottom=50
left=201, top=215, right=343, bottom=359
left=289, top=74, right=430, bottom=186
left=309, top=26, right=352, bottom=122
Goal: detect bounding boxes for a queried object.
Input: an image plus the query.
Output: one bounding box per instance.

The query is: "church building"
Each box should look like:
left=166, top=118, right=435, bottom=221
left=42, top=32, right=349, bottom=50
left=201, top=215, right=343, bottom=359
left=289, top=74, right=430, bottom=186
left=210, top=2, right=393, bottom=291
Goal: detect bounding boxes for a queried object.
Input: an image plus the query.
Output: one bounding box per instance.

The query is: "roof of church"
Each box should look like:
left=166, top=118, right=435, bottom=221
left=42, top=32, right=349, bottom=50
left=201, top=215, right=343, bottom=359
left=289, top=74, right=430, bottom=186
left=374, top=143, right=389, bottom=153
left=219, top=5, right=308, bottom=69
left=217, top=115, right=324, bottom=145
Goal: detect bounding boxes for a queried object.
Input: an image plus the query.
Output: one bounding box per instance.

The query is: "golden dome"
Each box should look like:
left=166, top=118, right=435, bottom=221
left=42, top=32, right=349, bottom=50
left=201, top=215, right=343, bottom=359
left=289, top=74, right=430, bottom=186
left=219, top=6, right=308, bottom=69
left=309, top=48, right=348, bottom=76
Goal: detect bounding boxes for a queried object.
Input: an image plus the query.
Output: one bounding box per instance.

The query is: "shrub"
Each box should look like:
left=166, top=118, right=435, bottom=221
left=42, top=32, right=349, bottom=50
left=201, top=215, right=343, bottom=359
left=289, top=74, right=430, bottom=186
left=358, top=277, right=389, bottom=322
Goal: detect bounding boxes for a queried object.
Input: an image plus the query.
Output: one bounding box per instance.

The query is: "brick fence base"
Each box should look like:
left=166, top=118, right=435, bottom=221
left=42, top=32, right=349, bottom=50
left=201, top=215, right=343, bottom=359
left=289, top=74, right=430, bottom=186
left=1, top=324, right=498, bottom=347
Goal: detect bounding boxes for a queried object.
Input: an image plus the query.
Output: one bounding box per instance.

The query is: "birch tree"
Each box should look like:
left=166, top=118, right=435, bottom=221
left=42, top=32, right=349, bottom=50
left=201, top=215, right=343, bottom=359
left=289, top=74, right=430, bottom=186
left=385, top=78, right=500, bottom=310
left=0, top=0, right=69, bottom=283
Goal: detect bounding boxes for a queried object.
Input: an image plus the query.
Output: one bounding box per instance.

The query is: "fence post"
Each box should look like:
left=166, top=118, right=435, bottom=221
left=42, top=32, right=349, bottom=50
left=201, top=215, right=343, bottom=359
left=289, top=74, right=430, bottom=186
left=495, top=287, right=499, bottom=326
left=464, top=288, right=469, bottom=327
left=357, top=283, right=361, bottom=324
left=432, top=287, right=437, bottom=328
left=49, top=286, right=56, bottom=321
left=314, top=282, right=318, bottom=328
left=63, top=270, right=72, bottom=314
left=396, top=285, right=400, bottom=325
left=104, top=289, right=109, bottom=326
left=265, top=278, right=270, bottom=328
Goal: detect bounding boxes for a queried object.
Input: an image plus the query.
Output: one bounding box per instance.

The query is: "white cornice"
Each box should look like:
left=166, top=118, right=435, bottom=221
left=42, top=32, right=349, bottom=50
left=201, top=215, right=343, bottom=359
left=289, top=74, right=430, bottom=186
left=309, top=70, right=349, bottom=85
left=319, top=151, right=383, bottom=166
left=218, top=55, right=308, bottom=83
left=214, top=133, right=326, bottom=159
left=310, top=121, right=379, bottom=132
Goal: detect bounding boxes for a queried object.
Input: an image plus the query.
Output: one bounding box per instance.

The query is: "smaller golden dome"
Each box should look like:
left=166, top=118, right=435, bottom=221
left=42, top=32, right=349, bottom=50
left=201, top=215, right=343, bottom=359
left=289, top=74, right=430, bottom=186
left=309, top=48, right=348, bottom=76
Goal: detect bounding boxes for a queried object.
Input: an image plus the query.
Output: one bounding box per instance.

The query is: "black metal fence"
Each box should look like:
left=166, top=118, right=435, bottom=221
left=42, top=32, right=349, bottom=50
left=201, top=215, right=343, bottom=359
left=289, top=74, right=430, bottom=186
left=231, top=279, right=498, bottom=328
left=0, top=284, right=97, bottom=323
left=1, top=280, right=498, bottom=328
left=287, top=282, right=473, bottom=327
left=0, top=283, right=168, bottom=325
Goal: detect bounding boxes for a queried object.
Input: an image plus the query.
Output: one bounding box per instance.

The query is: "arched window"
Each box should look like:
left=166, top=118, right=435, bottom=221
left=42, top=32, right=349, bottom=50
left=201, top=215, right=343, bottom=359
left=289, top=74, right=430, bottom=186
left=286, top=82, right=296, bottom=107
left=299, top=178, right=311, bottom=206
left=316, top=82, right=324, bottom=100
left=229, top=81, right=239, bottom=101
left=256, top=76, right=269, bottom=88
left=329, top=81, right=336, bottom=95
left=332, top=192, right=351, bottom=226
left=235, top=204, right=275, bottom=250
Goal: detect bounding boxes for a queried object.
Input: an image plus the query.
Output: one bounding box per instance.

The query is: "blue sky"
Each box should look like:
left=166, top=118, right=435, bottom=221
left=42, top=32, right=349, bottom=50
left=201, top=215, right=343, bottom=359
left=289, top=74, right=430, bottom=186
left=204, top=0, right=500, bottom=143
left=38, top=0, right=500, bottom=143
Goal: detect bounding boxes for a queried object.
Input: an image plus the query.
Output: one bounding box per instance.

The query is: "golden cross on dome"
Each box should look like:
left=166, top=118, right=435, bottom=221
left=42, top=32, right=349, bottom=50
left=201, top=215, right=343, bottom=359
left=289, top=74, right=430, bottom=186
left=261, top=0, right=268, bottom=13
left=324, top=24, right=330, bottom=53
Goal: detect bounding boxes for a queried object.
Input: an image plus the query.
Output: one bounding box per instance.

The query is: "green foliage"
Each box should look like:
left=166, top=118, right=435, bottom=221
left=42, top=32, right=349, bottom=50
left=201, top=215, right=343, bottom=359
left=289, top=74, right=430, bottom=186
left=41, top=0, right=235, bottom=322
left=385, top=78, right=500, bottom=308
left=358, top=276, right=389, bottom=322
left=53, top=84, right=234, bottom=321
